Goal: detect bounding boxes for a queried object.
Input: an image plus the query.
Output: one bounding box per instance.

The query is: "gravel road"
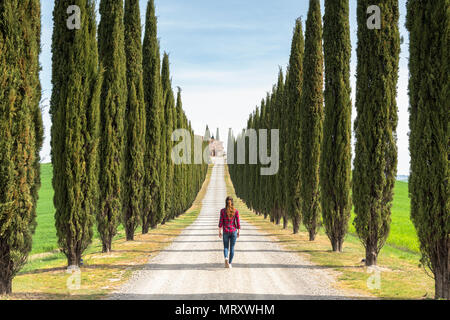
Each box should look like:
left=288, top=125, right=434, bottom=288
left=108, top=157, right=364, bottom=300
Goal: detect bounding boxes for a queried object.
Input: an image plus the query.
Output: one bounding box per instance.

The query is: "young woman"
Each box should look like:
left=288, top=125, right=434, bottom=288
left=218, top=196, right=240, bottom=268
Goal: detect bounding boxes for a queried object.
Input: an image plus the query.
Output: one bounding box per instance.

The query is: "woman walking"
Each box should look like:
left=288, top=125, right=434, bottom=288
left=218, top=196, right=240, bottom=268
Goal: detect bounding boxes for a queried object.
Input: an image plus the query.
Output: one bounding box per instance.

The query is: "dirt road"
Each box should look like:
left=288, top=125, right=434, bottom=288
left=109, top=157, right=363, bottom=300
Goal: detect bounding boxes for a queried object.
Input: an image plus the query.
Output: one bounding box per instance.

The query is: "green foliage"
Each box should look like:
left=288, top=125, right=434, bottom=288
left=299, top=0, right=324, bottom=241
left=123, top=0, right=146, bottom=241
left=286, top=18, right=305, bottom=234
left=353, top=0, right=400, bottom=266
left=0, top=0, right=43, bottom=294
left=271, top=69, right=285, bottom=225
left=161, top=53, right=175, bottom=223
left=320, top=0, right=352, bottom=252
left=406, top=0, right=449, bottom=299
left=50, top=0, right=101, bottom=266
left=173, top=88, right=185, bottom=216
left=97, top=0, right=127, bottom=252
left=142, top=0, right=163, bottom=233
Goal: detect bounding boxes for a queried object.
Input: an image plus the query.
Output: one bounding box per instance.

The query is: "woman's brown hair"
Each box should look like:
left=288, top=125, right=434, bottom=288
left=225, top=196, right=235, bottom=219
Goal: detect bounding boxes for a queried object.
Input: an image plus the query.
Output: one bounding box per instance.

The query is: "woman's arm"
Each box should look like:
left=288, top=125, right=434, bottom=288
left=236, top=210, right=240, bottom=237
left=218, top=210, right=223, bottom=238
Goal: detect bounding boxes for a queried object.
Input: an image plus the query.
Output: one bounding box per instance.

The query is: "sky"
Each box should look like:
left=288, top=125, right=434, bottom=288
left=39, top=0, right=411, bottom=175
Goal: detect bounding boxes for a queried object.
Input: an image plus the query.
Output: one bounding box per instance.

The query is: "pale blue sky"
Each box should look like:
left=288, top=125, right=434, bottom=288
left=39, top=0, right=410, bottom=175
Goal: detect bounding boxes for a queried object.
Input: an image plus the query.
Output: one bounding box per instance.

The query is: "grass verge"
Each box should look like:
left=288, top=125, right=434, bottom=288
left=1, top=165, right=213, bottom=300
left=223, top=165, right=435, bottom=300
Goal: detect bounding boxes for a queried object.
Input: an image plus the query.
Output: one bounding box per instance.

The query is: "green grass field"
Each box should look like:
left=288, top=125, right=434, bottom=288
left=349, top=181, right=420, bottom=253
left=33, top=164, right=420, bottom=256
left=32, top=164, right=57, bottom=254
left=32, top=163, right=124, bottom=255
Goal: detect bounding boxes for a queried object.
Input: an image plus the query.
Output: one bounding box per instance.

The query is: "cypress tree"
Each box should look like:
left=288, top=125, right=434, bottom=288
left=272, top=70, right=284, bottom=226
left=51, top=0, right=101, bottom=265
left=252, top=108, right=260, bottom=215
left=123, top=0, right=146, bottom=241
left=258, top=99, right=268, bottom=219
left=261, top=93, right=271, bottom=220
left=142, top=0, right=162, bottom=233
left=281, top=70, right=290, bottom=229
left=406, top=0, right=449, bottom=299
left=174, top=87, right=184, bottom=216
left=156, top=53, right=167, bottom=227
left=216, top=128, right=220, bottom=141
left=353, top=0, right=399, bottom=266
left=320, top=0, right=352, bottom=252
left=287, top=18, right=305, bottom=234
left=97, top=0, right=127, bottom=252
left=299, top=0, right=324, bottom=241
left=161, top=52, right=175, bottom=223
left=0, top=0, right=43, bottom=294
left=227, top=128, right=234, bottom=163
left=204, top=125, right=211, bottom=141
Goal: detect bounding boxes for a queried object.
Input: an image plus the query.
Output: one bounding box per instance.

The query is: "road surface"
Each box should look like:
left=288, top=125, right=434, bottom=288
left=109, top=157, right=364, bottom=300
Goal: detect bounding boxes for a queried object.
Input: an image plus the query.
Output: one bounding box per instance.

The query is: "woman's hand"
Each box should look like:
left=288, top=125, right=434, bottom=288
left=237, top=230, right=240, bottom=238
left=219, top=229, right=222, bottom=239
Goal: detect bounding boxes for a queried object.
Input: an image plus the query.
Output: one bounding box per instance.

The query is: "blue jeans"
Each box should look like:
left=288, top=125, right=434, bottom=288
left=223, top=231, right=238, bottom=263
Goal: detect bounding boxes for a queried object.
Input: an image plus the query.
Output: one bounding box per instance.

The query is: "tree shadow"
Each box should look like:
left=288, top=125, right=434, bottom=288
left=3, top=292, right=380, bottom=300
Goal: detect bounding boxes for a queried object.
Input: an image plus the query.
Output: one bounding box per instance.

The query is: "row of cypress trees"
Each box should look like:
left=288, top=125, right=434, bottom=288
left=229, top=0, right=449, bottom=299
left=0, top=0, right=44, bottom=295
left=50, top=0, right=208, bottom=269
left=229, top=0, right=396, bottom=262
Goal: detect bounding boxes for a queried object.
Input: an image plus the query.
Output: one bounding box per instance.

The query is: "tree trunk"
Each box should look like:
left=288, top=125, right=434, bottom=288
left=275, top=208, right=281, bottom=225
left=282, top=212, right=288, bottom=229
left=331, top=238, right=343, bottom=252
left=125, top=230, right=134, bottom=241
left=434, top=265, right=450, bottom=300
left=142, top=222, right=149, bottom=235
left=309, top=229, right=316, bottom=241
left=292, top=215, right=300, bottom=234
left=264, top=212, right=268, bottom=220
left=365, top=246, right=377, bottom=266
left=0, top=277, right=12, bottom=295
left=102, top=238, right=112, bottom=253
left=67, top=250, right=82, bottom=267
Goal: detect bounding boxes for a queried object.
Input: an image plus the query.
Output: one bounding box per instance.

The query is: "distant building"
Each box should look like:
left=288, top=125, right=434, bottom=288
left=208, top=137, right=224, bottom=157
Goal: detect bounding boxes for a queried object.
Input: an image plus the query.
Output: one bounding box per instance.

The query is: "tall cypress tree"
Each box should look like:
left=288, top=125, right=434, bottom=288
left=97, top=0, right=127, bottom=252
left=353, top=0, right=399, bottom=266
left=272, top=70, right=284, bottom=226
left=123, top=0, right=146, bottom=241
left=204, top=125, right=211, bottom=141
left=0, top=0, right=43, bottom=294
left=216, top=128, right=220, bottom=141
left=320, top=0, right=352, bottom=252
left=407, top=0, right=449, bottom=299
left=299, top=0, right=324, bottom=241
left=287, top=18, right=305, bottom=234
left=51, top=0, right=101, bottom=265
left=156, top=53, right=167, bottom=227
left=161, top=52, right=175, bottom=223
left=142, top=0, right=162, bottom=233
left=173, top=87, right=184, bottom=216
